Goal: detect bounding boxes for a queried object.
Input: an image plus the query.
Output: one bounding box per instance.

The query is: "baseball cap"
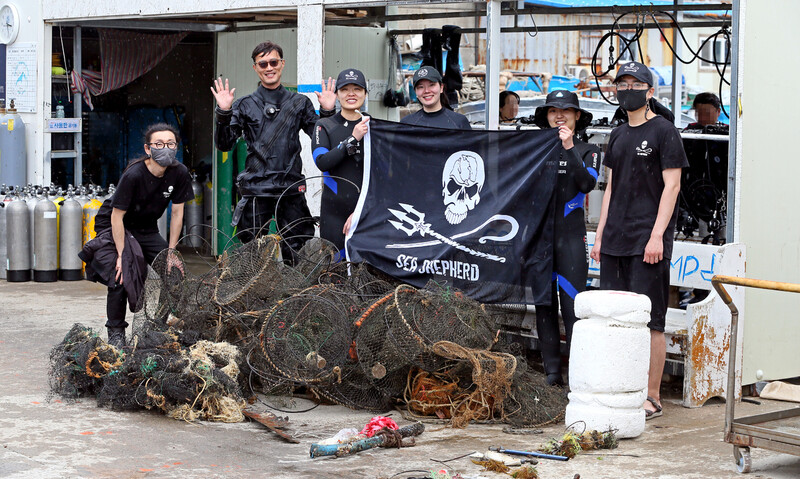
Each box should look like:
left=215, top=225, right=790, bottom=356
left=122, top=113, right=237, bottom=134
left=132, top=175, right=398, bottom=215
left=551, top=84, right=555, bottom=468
left=335, top=69, right=367, bottom=92
left=412, top=66, right=443, bottom=87
left=614, top=61, right=653, bottom=86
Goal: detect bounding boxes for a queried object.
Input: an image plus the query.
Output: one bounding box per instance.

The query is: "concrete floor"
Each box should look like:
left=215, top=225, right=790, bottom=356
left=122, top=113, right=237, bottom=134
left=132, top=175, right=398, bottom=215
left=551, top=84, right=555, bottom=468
left=2, top=276, right=800, bottom=479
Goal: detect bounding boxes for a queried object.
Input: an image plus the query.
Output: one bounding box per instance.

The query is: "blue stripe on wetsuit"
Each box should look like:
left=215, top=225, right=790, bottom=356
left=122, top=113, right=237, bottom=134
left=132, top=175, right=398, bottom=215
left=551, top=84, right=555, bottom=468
left=587, top=167, right=598, bottom=180
left=313, top=147, right=338, bottom=193
left=563, top=192, right=585, bottom=217
left=555, top=274, right=580, bottom=299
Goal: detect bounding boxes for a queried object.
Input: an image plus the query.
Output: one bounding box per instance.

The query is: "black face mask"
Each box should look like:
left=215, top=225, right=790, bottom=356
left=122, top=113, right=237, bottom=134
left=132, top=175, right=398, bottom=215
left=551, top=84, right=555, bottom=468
left=151, top=147, right=178, bottom=167
left=617, top=89, right=649, bottom=112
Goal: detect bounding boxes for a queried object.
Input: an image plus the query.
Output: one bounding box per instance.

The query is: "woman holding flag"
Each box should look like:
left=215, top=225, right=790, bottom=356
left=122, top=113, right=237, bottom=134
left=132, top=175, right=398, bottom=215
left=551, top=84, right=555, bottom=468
left=312, top=69, right=370, bottom=254
left=532, top=90, right=601, bottom=386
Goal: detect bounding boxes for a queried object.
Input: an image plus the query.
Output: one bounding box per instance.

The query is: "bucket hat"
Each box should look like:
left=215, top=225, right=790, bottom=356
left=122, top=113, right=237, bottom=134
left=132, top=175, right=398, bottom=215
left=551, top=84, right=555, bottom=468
left=533, top=89, right=593, bottom=131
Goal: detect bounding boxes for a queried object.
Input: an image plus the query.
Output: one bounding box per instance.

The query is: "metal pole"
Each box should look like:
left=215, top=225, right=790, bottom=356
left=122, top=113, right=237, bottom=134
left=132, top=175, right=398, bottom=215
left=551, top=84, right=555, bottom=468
left=671, top=0, right=684, bottom=127
left=485, top=0, right=501, bottom=130
left=726, top=0, right=741, bottom=242
left=711, top=277, right=738, bottom=438
left=73, top=27, right=82, bottom=185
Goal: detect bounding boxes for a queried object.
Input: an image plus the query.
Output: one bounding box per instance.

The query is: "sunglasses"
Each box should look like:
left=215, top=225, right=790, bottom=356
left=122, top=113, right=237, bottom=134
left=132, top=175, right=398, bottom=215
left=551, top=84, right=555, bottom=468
left=255, top=59, right=283, bottom=69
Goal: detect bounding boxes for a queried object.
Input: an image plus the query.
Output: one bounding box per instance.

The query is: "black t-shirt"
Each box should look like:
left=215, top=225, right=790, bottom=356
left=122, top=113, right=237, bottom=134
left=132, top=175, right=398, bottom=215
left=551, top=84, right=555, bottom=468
left=400, top=107, right=472, bottom=130
left=95, top=160, right=193, bottom=233
left=601, top=115, right=689, bottom=259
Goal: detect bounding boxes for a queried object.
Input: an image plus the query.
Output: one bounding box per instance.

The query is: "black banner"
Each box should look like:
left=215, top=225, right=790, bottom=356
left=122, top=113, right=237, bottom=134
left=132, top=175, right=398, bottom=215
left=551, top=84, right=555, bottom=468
left=346, top=119, right=560, bottom=305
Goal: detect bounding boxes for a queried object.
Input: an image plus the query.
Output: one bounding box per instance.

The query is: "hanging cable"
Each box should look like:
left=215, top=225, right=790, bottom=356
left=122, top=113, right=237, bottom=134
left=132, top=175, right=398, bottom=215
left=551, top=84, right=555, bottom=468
left=591, top=9, right=732, bottom=109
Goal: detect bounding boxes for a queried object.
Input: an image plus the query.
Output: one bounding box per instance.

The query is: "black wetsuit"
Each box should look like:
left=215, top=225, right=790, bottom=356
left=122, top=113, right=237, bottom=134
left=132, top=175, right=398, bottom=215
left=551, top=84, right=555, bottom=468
left=214, top=84, right=332, bottom=263
left=312, top=112, right=367, bottom=253
left=400, top=107, right=472, bottom=130
left=535, top=139, right=600, bottom=377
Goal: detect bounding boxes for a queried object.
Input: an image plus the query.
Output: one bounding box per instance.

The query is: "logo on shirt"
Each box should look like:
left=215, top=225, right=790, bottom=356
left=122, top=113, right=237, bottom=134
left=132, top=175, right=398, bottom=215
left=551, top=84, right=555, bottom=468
left=163, top=185, right=174, bottom=199
left=636, top=140, right=653, bottom=157
left=298, top=185, right=306, bottom=193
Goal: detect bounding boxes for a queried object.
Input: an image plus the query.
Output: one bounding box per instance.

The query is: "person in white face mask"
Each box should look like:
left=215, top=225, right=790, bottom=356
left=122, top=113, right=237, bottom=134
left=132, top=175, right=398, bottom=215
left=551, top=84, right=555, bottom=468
left=80, top=123, right=194, bottom=349
left=590, top=62, right=689, bottom=420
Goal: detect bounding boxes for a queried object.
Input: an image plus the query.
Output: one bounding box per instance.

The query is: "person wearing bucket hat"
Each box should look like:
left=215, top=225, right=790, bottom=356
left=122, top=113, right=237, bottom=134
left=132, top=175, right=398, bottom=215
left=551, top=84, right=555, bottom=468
left=530, top=89, right=600, bottom=386
left=590, top=61, right=689, bottom=419
left=312, top=68, right=371, bottom=253
left=400, top=66, right=471, bottom=130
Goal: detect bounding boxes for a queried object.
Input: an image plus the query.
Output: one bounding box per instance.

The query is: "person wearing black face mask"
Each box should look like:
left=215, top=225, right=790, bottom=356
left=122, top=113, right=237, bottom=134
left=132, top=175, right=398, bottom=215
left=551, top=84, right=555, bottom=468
left=590, top=61, right=689, bottom=421
left=80, top=123, right=194, bottom=349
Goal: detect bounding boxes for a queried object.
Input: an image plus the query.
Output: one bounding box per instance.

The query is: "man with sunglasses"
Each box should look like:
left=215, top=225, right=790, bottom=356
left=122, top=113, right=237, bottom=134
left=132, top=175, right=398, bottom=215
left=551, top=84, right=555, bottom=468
left=211, top=41, right=336, bottom=263
left=590, top=61, right=688, bottom=421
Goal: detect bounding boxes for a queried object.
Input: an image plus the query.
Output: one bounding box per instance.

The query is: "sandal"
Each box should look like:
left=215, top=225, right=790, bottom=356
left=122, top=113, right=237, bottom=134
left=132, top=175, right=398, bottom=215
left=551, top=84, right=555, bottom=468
left=645, top=396, right=663, bottom=420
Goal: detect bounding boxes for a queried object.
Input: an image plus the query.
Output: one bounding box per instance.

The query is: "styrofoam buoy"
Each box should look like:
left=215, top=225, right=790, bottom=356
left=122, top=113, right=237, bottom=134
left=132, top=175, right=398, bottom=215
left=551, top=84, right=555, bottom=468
left=565, top=290, right=651, bottom=438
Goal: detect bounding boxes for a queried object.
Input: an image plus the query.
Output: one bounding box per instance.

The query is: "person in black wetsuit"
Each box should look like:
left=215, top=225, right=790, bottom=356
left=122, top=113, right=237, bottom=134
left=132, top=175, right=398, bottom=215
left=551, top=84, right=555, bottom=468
left=400, top=66, right=471, bottom=130
left=532, top=90, right=601, bottom=386
left=211, top=41, right=336, bottom=263
left=312, top=69, right=370, bottom=255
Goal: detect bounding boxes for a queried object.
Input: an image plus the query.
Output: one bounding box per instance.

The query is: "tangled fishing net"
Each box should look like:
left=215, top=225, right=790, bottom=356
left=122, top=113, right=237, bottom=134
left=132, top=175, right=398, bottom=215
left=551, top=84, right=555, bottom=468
left=49, top=233, right=567, bottom=427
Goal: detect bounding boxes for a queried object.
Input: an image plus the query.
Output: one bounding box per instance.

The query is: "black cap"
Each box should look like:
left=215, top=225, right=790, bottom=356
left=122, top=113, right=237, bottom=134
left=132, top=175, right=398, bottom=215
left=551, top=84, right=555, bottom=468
left=335, top=68, right=367, bottom=92
left=532, top=90, right=593, bottom=131
left=614, top=61, right=654, bottom=86
left=412, top=66, right=443, bottom=87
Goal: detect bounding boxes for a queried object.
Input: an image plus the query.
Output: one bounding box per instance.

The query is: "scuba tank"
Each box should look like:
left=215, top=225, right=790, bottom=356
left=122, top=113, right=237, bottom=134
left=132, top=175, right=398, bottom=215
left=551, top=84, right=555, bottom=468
left=25, top=186, right=40, bottom=272
left=59, top=190, right=84, bottom=280
left=6, top=196, right=30, bottom=281
left=33, top=195, right=58, bottom=282
left=183, top=172, right=204, bottom=247
left=82, top=188, right=103, bottom=246
left=0, top=100, right=27, bottom=187
left=75, top=186, right=90, bottom=209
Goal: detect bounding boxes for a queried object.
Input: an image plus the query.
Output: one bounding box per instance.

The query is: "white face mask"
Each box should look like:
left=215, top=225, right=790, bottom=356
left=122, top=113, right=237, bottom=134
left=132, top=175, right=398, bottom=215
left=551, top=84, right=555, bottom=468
left=151, top=147, right=178, bottom=167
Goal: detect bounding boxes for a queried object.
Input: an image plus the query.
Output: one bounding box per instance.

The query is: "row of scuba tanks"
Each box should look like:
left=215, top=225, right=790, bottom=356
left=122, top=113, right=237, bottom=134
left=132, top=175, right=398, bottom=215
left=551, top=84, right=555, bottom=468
left=0, top=173, right=209, bottom=283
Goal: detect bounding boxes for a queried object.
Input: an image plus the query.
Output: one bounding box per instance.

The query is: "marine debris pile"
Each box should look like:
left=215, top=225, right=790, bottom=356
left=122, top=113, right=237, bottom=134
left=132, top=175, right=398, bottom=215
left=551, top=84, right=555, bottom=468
left=49, top=235, right=567, bottom=427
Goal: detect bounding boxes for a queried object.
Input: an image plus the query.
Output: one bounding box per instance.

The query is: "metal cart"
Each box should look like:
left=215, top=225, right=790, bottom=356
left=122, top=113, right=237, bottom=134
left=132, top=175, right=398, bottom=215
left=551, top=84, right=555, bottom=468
left=712, top=275, right=800, bottom=473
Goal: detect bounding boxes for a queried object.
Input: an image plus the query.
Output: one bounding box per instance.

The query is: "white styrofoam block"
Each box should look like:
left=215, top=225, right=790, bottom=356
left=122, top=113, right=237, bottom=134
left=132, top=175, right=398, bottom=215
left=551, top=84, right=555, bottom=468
left=568, top=390, right=648, bottom=410
left=575, top=290, right=651, bottom=320
left=569, top=318, right=650, bottom=392
left=565, top=401, right=645, bottom=439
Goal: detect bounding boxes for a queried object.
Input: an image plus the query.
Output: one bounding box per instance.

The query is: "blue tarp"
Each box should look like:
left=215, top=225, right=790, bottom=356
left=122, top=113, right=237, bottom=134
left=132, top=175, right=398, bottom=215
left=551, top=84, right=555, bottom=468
left=523, top=0, right=730, bottom=18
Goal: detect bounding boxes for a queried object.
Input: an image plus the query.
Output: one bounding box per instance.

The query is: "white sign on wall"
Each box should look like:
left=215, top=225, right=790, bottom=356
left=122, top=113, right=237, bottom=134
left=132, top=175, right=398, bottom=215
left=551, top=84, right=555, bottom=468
left=5, top=42, right=37, bottom=113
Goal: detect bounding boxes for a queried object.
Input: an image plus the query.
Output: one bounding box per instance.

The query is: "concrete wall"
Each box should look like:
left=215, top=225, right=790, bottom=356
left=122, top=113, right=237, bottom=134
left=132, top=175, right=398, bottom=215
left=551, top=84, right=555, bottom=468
left=7, top=1, right=50, bottom=185
left=738, top=0, right=800, bottom=384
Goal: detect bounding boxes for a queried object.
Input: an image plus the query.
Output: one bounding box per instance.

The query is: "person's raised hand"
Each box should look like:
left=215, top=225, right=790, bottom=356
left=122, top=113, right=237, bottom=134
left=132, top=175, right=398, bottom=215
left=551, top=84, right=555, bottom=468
left=316, top=77, right=336, bottom=111
left=210, top=77, right=236, bottom=111
left=352, top=116, right=370, bottom=141
left=558, top=125, right=575, bottom=149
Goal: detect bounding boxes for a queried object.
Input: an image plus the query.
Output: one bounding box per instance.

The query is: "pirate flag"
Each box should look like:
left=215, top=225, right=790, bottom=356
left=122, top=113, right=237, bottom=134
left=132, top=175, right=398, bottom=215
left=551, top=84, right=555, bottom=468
left=346, top=119, right=560, bottom=305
